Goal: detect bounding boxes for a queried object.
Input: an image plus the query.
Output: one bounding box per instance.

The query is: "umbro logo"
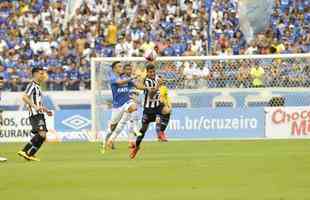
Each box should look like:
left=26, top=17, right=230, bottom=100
left=62, top=115, right=91, bottom=130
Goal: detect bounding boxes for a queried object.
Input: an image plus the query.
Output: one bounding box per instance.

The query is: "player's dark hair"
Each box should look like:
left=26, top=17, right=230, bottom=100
left=146, top=64, right=155, bottom=71
left=32, top=67, right=43, bottom=75
left=111, top=61, right=121, bottom=69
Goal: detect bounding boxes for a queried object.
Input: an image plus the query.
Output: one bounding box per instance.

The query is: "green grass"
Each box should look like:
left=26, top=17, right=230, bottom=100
left=1, top=140, right=310, bottom=200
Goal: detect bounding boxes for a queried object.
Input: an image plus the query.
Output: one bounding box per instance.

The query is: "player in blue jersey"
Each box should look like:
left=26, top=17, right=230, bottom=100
left=101, top=61, right=140, bottom=154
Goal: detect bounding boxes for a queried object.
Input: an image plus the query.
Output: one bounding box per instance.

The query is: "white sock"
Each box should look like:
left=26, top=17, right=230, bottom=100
left=131, top=110, right=140, bottom=133
left=109, top=112, right=131, bottom=142
left=103, top=125, right=112, bottom=144
left=128, top=110, right=141, bottom=142
left=127, top=120, right=136, bottom=142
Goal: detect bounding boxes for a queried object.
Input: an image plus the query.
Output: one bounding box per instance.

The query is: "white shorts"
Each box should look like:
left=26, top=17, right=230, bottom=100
left=110, top=101, right=135, bottom=125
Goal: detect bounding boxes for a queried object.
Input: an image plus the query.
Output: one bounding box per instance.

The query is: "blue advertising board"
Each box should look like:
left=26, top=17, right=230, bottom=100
left=55, top=110, right=91, bottom=132
left=139, top=107, right=264, bottom=139
left=54, top=108, right=264, bottom=140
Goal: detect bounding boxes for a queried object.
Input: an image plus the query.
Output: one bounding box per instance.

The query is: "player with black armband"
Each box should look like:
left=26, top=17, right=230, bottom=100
left=17, top=67, right=52, bottom=161
left=130, top=64, right=171, bottom=159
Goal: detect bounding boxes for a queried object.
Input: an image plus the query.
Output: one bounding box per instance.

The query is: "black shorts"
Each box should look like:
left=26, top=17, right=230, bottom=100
left=142, top=103, right=165, bottom=123
left=29, top=113, right=48, bottom=133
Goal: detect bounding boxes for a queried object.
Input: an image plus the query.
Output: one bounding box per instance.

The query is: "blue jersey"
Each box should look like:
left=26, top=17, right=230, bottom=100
left=110, top=72, right=134, bottom=108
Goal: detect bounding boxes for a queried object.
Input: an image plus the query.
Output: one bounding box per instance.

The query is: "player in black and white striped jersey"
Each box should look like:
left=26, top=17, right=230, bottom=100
left=17, top=67, right=52, bottom=161
left=130, top=64, right=171, bottom=159
left=143, top=76, right=161, bottom=109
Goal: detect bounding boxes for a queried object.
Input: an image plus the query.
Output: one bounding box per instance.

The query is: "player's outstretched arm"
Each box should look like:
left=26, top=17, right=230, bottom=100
left=115, top=76, right=137, bottom=86
left=134, top=79, right=145, bottom=90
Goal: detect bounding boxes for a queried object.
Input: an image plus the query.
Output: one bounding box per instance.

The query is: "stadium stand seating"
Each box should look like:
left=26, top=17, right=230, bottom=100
left=0, top=0, right=308, bottom=92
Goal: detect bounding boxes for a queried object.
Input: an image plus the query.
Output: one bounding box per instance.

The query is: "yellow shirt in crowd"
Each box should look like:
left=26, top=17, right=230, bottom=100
left=106, top=24, right=117, bottom=45
left=250, top=66, right=265, bottom=87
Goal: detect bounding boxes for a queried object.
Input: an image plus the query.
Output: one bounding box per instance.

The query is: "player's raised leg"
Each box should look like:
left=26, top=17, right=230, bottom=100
left=101, top=107, right=123, bottom=153
left=104, top=123, right=117, bottom=148
left=108, top=102, right=139, bottom=144
left=127, top=110, right=140, bottom=148
left=130, top=112, right=154, bottom=159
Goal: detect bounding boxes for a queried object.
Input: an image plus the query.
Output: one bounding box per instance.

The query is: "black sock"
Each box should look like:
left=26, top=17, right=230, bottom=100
left=160, top=113, right=171, bottom=132
left=105, top=132, right=112, bottom=143
left=156, top=120, right=161, bottom=136
left=28, top=134, right=45, bottom=156
left=136, top=133, right=145, bottom=148
left=22, top=131, right=37, bottom=152
left=136, top=124, right=148, bottom=147
left=22, top=143, right=32, bottom=152
left=136, top=116, right=150, bottom=148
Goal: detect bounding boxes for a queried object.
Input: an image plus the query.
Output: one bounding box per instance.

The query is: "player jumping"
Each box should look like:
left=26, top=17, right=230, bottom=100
left=130, top=64, right=171, bottom=159
left=17, top=67, right=53, bottom=161
left=101, top=61, right=141, bottom=154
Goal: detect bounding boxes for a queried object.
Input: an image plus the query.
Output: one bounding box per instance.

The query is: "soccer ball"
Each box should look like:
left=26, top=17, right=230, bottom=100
left=144, top=49, right=157, bottom=62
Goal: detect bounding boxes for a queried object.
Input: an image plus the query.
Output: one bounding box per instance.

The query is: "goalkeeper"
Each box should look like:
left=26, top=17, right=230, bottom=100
left=157, top=79, right=172, bottom=140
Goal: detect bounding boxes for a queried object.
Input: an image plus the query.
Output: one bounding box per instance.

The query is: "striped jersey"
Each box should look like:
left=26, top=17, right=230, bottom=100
left=143, top=76, right=161, bottom=109
left=24, top=81, right=43, bottom=116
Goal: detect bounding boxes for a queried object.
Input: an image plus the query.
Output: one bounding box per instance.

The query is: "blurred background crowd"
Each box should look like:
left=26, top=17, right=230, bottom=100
left=0, top=0, right=309, bottom=91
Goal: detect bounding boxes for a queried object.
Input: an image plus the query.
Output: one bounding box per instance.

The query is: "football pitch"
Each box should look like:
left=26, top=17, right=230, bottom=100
left=1, top=140, right=310, bottom=200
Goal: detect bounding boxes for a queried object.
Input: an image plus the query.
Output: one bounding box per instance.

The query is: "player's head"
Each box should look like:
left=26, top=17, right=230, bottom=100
left=146, top=64, right=156, bottom=79
left=124, top=64, right=132, bottom=76
left=32, top=67, right=46, bottom=83
left=111, top=61, right=123, bottom=75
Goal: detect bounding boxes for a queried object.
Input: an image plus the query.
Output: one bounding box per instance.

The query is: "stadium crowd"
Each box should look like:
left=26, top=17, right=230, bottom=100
left=0, top=0, right=309, bottom=91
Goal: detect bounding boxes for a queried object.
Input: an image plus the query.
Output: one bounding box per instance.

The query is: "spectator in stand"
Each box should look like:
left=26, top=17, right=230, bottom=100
left=106, top=20, right=118, bottom=46
left=250, top=61, right=265, bottom=87
left=18, top=65, right=31, bottom=91
left=65, top=62, right=80, bottom=91
left=209, top=61, right=224, bottom=88
left=49, top=66, right=65, bottom=91
left=0, top=0, right=308, bottom=91
left=183, top=61, right=199, bottom=88
left=8, top=67, right=20, bottom=92
left=140, top=35, right=156, bottom=53
left=237, top=61, right=251, bottom=88
left=0, top=65, right=8, bottom=90
left=268, top=63, right=282, bottom=87
left=80, top=59, right=91, bottom=90
left=196, top=64, right=210, bottom=88
left=163, top=38, right=175, bottom=56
